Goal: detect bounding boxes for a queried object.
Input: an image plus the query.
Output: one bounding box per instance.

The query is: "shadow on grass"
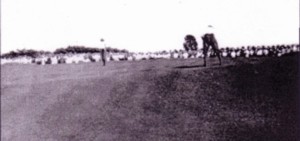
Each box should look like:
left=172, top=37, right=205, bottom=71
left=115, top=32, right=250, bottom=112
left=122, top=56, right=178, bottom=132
left=174, top=65, right=204, bottom=69
left=222, top=54, right=299, bottom=141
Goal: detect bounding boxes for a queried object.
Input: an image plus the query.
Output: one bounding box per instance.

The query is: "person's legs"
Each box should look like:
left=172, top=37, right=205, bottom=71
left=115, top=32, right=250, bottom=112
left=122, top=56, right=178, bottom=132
left=212, top=43, right=222, bottom=65
left=203, top=45, right=209, bottom=67
left=102, top=57, right=106, bottom=66
left=216, top=51, right=222, bottom=65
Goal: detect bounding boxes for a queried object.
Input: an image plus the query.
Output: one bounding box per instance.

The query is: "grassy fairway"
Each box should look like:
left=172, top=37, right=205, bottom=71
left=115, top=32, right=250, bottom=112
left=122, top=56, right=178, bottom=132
left=1, top=55, right=299, bottom=141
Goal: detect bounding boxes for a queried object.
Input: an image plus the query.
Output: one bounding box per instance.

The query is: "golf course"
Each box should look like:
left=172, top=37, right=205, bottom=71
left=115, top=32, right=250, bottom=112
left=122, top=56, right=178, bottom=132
left=1, top=54, right=299, bottom=141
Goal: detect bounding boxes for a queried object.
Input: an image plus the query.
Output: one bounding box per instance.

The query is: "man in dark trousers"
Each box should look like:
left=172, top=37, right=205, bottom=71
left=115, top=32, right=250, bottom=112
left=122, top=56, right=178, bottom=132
left=100, top=38, right=107, bottom=66
left=202, top=25, right=222, bottom=66
left=101, top=48, right=106, bottom=66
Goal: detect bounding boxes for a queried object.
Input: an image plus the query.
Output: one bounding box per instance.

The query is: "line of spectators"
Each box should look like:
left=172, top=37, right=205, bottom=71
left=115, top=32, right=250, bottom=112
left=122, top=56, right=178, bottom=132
left=220, top=44, right=299, bottom=58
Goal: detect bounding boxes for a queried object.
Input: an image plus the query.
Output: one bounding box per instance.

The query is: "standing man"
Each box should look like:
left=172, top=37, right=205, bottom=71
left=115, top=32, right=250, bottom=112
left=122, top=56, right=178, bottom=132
left=101, top=48, right=106, bottom=66
left=100, top=38, right=107, bottom=66
left=201, top=25, right=222, bottom=66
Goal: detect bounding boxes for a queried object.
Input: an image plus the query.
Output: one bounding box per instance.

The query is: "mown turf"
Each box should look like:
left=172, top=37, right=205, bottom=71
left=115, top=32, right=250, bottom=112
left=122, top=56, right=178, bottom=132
left=1, top=54, right=299, bottom=141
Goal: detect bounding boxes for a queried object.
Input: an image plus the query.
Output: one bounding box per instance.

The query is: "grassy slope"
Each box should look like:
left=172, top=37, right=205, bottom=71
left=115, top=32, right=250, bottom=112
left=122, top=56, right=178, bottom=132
left=1, top=54, right=299, bottom=141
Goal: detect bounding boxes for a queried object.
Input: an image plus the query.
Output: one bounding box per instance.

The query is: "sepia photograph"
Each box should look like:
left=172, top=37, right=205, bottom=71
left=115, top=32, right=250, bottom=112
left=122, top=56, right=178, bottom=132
left=1, top=0, right=299, bottom=140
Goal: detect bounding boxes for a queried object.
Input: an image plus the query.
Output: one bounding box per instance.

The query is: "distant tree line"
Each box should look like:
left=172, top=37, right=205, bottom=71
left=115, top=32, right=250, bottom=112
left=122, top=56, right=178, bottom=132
left=54, top=46, right=128, bottom=54
left=1, top=46, right=129, bottom=58
left=1, top=49, right=51, bottom=58
left=53, top=46, right=100, bottom=54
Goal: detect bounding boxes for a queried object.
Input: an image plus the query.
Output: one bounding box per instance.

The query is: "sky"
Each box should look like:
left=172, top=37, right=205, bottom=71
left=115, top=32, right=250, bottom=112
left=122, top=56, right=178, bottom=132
left=2, top=0, right=299, bottom=53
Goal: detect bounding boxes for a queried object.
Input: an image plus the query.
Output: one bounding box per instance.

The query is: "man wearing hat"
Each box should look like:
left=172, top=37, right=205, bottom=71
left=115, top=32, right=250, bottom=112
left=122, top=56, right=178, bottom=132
left=201, top=25, right=222, bottom=66
left=100, top=38, right=107, bottom=66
